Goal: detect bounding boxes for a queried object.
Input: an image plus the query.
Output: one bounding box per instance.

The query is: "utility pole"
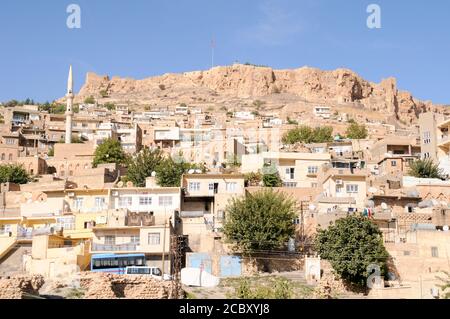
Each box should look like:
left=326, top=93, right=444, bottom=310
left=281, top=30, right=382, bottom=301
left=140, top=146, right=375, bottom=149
left=161, top=208, right=167, bottom=278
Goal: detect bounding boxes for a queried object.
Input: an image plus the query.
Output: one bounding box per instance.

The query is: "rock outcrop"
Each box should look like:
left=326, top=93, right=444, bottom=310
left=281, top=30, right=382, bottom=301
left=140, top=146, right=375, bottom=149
left=69, top=64, right=446, bottom=124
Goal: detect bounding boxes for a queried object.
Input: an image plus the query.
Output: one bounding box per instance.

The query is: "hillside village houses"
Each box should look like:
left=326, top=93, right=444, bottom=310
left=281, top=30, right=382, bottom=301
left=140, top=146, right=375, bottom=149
left=0, top=66, right=450, bottom=299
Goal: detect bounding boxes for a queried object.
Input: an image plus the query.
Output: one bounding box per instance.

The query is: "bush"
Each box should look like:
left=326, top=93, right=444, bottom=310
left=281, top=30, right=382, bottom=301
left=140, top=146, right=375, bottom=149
left=159, top=84, right=166, bottom=90
left=235, top=277, right=293, bottom=299
left=408, top=159, right=445, bottom=179
left=84, top=96, right=95, bottom=104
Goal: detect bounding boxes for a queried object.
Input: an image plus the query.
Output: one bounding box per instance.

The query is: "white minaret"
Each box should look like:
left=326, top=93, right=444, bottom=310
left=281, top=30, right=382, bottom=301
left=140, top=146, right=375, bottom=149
left=65, top=65, right=74, bottom=144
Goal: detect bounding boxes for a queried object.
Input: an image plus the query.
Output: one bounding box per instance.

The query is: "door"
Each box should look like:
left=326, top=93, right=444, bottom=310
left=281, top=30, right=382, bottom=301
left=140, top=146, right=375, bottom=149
left=220, top=256, right=242, bottom=277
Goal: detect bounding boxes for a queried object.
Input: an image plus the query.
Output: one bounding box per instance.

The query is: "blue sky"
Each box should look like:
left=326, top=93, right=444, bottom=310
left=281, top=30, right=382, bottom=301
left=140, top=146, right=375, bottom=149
left=0, top=0, right=449, bottom=104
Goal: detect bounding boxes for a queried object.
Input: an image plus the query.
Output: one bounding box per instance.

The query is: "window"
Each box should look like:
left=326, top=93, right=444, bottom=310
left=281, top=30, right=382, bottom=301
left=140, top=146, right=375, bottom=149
left=1, top=154, right=4, bottom=161
left=139, top=196, right=152, bottom=206
left=148, top=233, right=160, bottom=245
left=5, top=138, right=15, bottom=145
left=403, top=251, right=411, bottom=256
left=8, top=154, right=12, bottom=161
left=118, top=196, right=132, bottom=208
left=431, top=247, right=439, bottom=258
left=336, top=185, right=343, bottom=193
left=104, top=236, right=116, bottom=245
left=307, top=166, right=319, bottom=175
left=208, top=183, right=214, bottom=191
left=423, top=152, right=430, bottom=159
left=189, top=182, right=200, bottom=192
left=391, top=160, right=397, bottom=167
left=346, top=184, right=359, bottom=193
left=56, top=216, right=75, bottom=230
left=95, top=197, right=106, bottom=209
left=311, top=182, right=318, bottom=188
left=74, top=197, right=84, bottom=210
left=130, top=235, right=140, bottom=244
left=159, top=196, right=172, bottom=207
left=285, top=168, right=295, bottom=180
left=226, top=182, right=237, bottom=192
left=283, top=182, right=297, bottom=188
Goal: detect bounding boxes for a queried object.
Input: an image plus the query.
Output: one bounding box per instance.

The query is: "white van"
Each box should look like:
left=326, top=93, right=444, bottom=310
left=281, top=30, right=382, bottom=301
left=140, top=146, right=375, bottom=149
left=125, top=266, right=172, bottom=280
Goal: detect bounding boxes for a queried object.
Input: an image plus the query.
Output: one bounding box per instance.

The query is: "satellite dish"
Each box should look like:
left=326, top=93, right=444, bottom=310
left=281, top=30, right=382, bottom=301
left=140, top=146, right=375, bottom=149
left=443, top=225, right=449, bottom=232
left=309, top=204, right=316, bottom=211
left=381, top=202, right=388, bottom=210
left=117, top=181, right=124, bottom=188
left=151, top=171, right=157, bottom=177
left=368, top=187, right=378, bottom=194
left=195, top=169, right=202, bottom=174
left=126, top=181, right=134, bottom=188
left=188, top=169, right=195, bottom=174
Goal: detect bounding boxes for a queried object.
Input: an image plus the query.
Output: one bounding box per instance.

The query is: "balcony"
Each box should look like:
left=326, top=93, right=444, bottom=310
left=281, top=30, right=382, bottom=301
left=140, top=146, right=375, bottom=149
left=91, top=242, right=138, bottom=252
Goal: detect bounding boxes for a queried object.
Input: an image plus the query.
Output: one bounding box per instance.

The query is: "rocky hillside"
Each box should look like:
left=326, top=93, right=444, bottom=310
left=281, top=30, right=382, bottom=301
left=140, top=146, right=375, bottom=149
left=70, top=64, right=446, bottom=124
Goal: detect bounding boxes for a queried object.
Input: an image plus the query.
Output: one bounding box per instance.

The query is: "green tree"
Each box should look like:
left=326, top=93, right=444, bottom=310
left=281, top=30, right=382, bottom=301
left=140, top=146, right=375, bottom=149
left=262, top=164, right=282, bottom=187
left=408, top=159, right=445, bottom=179
left=282, top=126, right=333, bottom=145
left=314, top=216, right=389, bottom=288
left=345, top=122, right=368, bottom=139
left=224, top=189, right=297, bottom=252
left=0, top=164, right=29, bottom=184
left=155, top=154, right=205, bottom=187
left=126, top=148, right=164, bottom=187
left=92, top=138, right=127, bottom=167
left=437, top=271, right=450, bottom=299
left=84, top=96, right=96, bottom=104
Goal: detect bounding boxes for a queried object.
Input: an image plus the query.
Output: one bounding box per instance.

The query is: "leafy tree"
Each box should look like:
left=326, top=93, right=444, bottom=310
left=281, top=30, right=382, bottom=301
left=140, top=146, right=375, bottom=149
left=47, top=147, right=54, bottom=157
left=408, top=159, right=445, bottom=179
left=84, top=96, right=96, bottom=104
left=92, top=138, right=127, bottom=167
left=314, top=216, right=389, bottom=288
left=155, top=154, right=204, bottom=187
left=262, top=164, right=282, bottom=187
left=282, top=126, right=333, bottom=145
left=126, top=148, right=164, bottom=187
left=224, top=189, right=297, bottom=252
left=346, top=122, right=368, bottom=139
left=0, top=164, right=29, bottom=184
left=437, top=271, right=450, bottom=299
left=59, top=135, right=84, bottom=144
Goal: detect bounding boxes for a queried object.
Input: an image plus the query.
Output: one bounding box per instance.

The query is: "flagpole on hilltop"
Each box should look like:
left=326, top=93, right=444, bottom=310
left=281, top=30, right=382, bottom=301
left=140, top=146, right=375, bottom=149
left=211, top=37, right=215, bottom=69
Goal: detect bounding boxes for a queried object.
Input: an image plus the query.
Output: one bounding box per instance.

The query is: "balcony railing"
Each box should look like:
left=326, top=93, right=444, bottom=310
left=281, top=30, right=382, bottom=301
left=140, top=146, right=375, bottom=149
left=92, top=242, right=138, bottom=252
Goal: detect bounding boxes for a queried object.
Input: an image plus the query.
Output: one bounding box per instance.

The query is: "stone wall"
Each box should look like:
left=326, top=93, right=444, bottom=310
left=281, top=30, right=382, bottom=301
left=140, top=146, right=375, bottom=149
left=79, top=272, right=175, bottom=299
left=0, top=275, right=44, bottom=299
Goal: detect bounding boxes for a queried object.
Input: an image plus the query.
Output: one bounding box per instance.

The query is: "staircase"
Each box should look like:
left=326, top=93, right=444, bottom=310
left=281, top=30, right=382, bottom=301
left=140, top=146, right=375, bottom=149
left=0, top=244, right=31, bottom=277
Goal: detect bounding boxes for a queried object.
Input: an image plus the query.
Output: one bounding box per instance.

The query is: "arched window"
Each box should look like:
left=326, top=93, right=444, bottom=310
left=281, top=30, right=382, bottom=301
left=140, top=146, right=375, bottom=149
left=1, top=154, right=5, bottom=161
left=8, top=154, right=12, bottom=161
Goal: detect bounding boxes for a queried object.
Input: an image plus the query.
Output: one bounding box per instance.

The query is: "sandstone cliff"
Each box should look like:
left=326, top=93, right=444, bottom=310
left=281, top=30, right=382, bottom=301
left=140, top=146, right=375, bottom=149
left=70, top=64, right=445, bottom=124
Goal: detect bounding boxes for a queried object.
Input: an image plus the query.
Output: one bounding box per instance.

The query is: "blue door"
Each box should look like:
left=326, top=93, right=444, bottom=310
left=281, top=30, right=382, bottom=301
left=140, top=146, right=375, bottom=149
left=220, top=256, right=241, bottom=277
left=187, top=253, right=212, bottom=274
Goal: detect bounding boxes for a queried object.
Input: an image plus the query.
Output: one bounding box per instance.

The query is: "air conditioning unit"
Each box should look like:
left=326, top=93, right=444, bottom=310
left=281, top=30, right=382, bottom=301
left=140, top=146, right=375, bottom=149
left=112, top=191, right=119, bottom=197
left=336, top=179, right=344, bottom=185
left=67, top=192, right=75, bottom=198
